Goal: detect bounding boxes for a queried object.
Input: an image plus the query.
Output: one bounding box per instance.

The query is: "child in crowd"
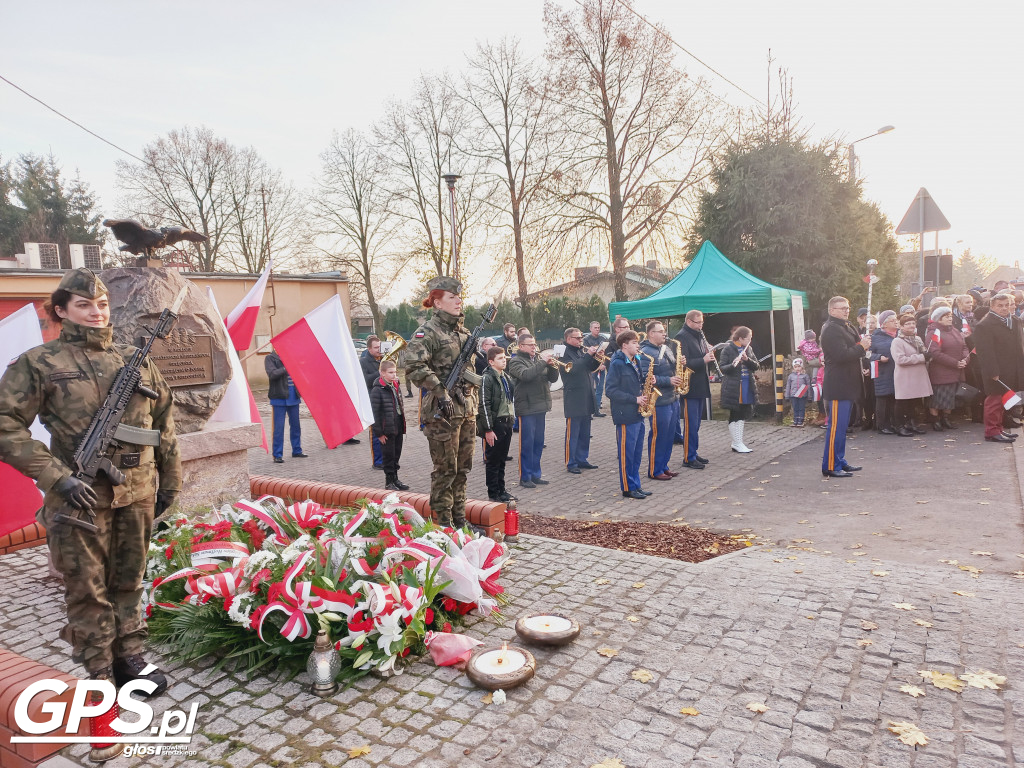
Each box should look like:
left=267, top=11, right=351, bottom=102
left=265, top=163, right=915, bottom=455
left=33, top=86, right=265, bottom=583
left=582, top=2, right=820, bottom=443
left=799, top=330, right=824, bottom=423
left=785, top=358, right=811, bottom=427
left=370, top=359, right=409, bottom=491
left=477, top=346, right=516, bottom=503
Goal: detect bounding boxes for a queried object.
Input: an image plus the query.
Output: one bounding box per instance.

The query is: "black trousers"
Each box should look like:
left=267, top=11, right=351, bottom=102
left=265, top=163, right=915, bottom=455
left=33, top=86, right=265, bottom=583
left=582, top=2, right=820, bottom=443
left=381, top=431, right=404, bottom=474
left=483, top=417, right=513, bottom=498
left=875, top=394, right=895, bottom=430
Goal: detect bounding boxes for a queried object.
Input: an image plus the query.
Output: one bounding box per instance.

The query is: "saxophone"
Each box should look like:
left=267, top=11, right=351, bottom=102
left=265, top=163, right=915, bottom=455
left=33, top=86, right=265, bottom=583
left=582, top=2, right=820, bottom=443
left=639, top=353, right=662, bottom=418
left=671, top=339, right=690, bottom=396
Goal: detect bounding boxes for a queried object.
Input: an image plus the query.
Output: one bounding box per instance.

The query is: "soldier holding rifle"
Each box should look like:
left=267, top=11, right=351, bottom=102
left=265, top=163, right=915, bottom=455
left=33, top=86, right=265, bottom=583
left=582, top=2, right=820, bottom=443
left=405, top=276, right=493, bottom=528
left=0, top=268, right=180, bottom=700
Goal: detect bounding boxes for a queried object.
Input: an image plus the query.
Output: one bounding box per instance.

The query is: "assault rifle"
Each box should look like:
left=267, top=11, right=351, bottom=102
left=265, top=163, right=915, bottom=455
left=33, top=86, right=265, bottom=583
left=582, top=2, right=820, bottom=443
left=54, top=287, right=187, bottom=532
left=433, top=303, right=497, bottom=423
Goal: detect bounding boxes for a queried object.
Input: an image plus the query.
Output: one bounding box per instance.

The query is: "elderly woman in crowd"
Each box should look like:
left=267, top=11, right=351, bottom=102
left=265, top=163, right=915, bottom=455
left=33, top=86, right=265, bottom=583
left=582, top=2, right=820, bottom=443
left=924, top=305, right=970, bottom=430
left=952, top=294, right=976, bottom=334
left=870, top=310, right=899, bottom=434
left=892, top=313, right=933, bottom=436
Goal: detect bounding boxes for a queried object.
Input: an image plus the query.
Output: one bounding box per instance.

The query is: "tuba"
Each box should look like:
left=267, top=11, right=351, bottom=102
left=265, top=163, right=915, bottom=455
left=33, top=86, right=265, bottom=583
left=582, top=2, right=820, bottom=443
left=638, top=353, right=662, bottom=418
left=671, top=339, right=690, bottom=396
left=380, top=331, right=407, bottom=364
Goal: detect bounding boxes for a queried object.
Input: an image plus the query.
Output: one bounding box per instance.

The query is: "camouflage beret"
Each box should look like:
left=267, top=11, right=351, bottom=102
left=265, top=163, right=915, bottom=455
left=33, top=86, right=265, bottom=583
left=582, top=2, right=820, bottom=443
left=426, top=275, right=463, bottom=295
left=57, top=268, right=108, bottom=299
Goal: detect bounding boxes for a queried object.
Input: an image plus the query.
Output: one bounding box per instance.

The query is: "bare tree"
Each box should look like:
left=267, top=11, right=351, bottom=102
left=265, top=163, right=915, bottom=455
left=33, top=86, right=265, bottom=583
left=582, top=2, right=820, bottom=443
left=544, top=0, right=726, bottom=301
left=374, top=74, right=487, bottom=280
left=461, top=38, right=572, bottom=329
left=224, top=148, right=303, bottom=273
left=115, top=126, right=236, bottom=271
left=310, top=129, right=401, bottom=333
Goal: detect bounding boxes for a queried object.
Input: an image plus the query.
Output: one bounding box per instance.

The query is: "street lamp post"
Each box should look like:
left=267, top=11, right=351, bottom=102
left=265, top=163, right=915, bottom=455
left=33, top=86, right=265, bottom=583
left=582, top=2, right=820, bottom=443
left=847, top=125, right=895, bottom=180
left=442, top=173, right=461, bottom=280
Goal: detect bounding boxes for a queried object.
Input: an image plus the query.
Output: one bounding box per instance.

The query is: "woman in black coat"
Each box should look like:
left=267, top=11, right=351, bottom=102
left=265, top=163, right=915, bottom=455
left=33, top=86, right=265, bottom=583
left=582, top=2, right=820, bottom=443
left=719, top=326, right=758, bottom=453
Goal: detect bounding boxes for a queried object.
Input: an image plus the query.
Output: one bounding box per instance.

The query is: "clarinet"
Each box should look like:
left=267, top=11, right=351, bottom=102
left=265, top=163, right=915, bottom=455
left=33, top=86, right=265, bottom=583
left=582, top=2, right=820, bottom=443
left=699, top=329, right=724, bottom=378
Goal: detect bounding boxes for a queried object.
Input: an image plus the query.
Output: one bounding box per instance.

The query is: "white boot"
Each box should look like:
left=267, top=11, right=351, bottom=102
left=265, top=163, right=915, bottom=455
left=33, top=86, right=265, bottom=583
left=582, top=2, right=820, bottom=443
left=730, top=421, right=753, bottom=453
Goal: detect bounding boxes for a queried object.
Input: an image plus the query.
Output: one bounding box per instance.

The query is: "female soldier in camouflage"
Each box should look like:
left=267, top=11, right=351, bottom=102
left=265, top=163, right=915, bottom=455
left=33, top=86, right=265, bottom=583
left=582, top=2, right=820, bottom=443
left=403, top=276, right=479, bottom=528
left=0, top=268, right=180, bottom=703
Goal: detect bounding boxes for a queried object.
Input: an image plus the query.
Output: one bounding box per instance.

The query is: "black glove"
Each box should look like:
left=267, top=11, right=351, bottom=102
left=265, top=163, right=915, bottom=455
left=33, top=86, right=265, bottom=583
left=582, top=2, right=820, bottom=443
left=54, top=476, right=98, bottom=511
left=154, top=490, right=178, bottom=517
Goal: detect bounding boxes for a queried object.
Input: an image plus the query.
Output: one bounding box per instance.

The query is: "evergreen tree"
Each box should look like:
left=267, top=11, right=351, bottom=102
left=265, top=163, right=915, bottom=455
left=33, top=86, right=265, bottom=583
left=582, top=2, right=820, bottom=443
left=687, top=133, right=899, bottom=313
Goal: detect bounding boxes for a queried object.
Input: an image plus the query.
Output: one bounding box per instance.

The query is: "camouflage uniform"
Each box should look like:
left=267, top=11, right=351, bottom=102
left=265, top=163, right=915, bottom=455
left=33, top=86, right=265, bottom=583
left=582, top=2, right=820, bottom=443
left=404, top=277, right=477, bottom=527
left=0, top=269, right=181, bottom=674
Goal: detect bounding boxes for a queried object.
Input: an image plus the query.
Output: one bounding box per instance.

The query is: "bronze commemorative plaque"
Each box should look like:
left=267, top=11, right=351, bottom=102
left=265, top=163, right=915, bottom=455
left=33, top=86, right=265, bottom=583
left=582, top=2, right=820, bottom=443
left=148, top=329, right=216, bottom=388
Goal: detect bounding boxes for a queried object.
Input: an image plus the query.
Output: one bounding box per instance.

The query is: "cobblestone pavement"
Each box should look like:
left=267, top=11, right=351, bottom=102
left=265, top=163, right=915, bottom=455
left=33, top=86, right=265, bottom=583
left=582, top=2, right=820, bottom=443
left=4, top=395, right=1022, bottom=767
left=7, top=533, right=1024, bottom=767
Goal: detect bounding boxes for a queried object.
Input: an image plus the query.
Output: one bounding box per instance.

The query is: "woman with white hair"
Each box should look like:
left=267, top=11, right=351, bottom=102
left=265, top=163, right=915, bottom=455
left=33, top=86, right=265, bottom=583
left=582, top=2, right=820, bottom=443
left=892, top=313, right=933, bottom=436
left=925, top=305, right=969, bottom=430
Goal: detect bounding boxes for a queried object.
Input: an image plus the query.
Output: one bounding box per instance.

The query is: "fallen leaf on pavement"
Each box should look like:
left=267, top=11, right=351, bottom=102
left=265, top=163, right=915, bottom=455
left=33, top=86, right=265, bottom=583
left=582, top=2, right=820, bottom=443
left=953, top=591, right=975, bottom=597
left=913, top=619, right=934, bottom=628
left=915, top=500, right=929, bottom=504
left=857, top=639, right=873, bottom=647
left=970, top=552, right=993, bottom=556
left=793, top=538, right=813, bottom=544
left=960, top=670, right=1006, bottom=690
left=595, top=578, right=610, bottom=585
left=679, top=707, right=700, bottom=716
left=347, top=745, right=372, bottom=758
left=861, top=620, right=879, bottom=630
left=626, top=615, right=640, bottom=623
left=892, top=603, right=917, bottom=611
left=966, top=472, right=982, bottom=476
left=631, top=669, right=654, bottom=683
left=899, top=684, right=926, bottom=698
left=590, top=759, right=626, bottom=768
left=632, top=582, right=646, bottom=588
left=918, top=670, right=965, bottom=692
left=745, top=701, right=768, bottom=713
left=850, top=543, right=864, bottom=549
left=888, top=721, right=929, bottom=746
left=597, top=647, right=618, bottom=658
left=958, top=564, right=982, bottom=574
left=1013, top=571, right=1024, bottom=580
left=872, top=570, right=889, bottom=577
left=481, top=692, right=494, bottom=704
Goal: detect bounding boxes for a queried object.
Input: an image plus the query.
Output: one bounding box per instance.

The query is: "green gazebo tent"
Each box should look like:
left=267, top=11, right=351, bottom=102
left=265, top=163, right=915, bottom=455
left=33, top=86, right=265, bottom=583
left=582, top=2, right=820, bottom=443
left=608, top=240, right=808, bottom=318
left=608, top=241, right=810, bottom=420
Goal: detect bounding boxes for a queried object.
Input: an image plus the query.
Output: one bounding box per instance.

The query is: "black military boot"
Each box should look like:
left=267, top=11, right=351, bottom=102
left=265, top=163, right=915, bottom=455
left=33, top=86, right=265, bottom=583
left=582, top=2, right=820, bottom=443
left=385, top=473, right=399, bottom=490
left=113, top=654, right=168, bottom=697
left=393, top=477, right=410, bottom=491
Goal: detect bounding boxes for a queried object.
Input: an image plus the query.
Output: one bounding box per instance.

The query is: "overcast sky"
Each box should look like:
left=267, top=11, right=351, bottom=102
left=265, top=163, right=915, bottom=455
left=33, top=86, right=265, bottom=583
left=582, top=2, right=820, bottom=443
left=3, top=0, right=1021, bottom=290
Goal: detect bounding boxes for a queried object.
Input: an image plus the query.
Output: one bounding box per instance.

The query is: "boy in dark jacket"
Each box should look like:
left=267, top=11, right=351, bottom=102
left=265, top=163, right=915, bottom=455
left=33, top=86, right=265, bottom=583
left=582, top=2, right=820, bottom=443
left=370, top=360, right=409, bottom=490
left=477, top=346, right=516, bottom=502
left=605, top=331, right=651, bottom=500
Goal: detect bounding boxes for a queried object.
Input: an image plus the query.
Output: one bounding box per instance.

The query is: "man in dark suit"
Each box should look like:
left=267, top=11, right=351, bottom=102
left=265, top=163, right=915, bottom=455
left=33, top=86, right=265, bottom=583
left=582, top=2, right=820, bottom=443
left=559, top=327, right=601, bottom=474
left=360, top=335, right=384, bottom=468
left=972, top=293, right=1024, bottom=442
left=820, top=296, right=871, bottom=477
left=674, top=310, right=716, bottom=469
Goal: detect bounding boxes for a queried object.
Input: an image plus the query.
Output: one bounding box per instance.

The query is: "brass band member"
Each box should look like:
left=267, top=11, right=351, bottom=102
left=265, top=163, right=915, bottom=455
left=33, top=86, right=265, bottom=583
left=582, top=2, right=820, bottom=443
left=638, top=321, right=685, bottom=480
left=674, top=310, right=716, bottom=470
left=559, top=327, right=601, bottom=474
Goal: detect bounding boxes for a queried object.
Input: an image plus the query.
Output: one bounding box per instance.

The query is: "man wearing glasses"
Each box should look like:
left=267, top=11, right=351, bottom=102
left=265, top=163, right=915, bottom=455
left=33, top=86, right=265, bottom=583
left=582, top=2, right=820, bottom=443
left=559, top=327, right=602, bottom=474
left=820, top=296, right=871, bottom=478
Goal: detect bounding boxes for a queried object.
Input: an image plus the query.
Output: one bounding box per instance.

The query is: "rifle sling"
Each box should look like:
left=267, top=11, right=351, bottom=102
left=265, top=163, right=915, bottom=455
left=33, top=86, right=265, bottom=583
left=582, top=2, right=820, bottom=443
left=113, top=423, right=161, bottom=447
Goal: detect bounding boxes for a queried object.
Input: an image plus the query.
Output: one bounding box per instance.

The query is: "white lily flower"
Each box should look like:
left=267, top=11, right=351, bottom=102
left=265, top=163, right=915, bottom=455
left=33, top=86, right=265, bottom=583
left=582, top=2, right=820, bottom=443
left=375, top=612, right=404, bottom=655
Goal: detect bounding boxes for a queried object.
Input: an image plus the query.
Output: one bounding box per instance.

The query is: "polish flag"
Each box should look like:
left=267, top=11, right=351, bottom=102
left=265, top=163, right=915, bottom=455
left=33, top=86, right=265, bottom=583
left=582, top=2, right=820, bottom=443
left=225, top=260, right=272, bottom=352
left=794, top=383, right=808, bottom=398
left=206, top=288, right=268, bottom=451
left=1001, top=389, right=1022, bottom=410
left=0, top=304, right=49, bottom=538
left=869, top=360, right=880, bottom=379
left=929, top=327, right=941, bottom=348
left=270, top=295, right=372, bottom=448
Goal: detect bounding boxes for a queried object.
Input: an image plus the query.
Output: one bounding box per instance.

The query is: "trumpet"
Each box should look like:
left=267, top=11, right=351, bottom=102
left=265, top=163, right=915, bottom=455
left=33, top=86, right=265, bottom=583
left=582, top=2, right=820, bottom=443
left=540, top=350, right=572, bottom=372
left=592, top=350, right=611, bottom=364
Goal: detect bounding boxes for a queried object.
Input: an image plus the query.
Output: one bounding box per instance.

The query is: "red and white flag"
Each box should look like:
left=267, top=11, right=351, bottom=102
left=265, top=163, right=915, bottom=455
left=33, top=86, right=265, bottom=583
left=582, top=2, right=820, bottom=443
left=0, top=304, right=48, bottom=538
left=794, top=383, right=808, bottom=398
left=206, top=288, right=268, bottom=451
left=225, top=260, right=272, bottom=352
left=811, top=383, right=822, bottom=402
left=870, top=360, right=880, bottom=378
left=1001, top=389, right=1022, bottom=410
left=270, top=295, right=372, bottom=448
left=928, top=327, right=941, bottom=348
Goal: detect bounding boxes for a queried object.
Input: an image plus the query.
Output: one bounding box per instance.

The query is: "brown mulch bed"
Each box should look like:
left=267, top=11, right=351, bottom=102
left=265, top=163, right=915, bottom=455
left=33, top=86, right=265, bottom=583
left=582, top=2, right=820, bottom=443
left=520, top=514, right=752, bottom=563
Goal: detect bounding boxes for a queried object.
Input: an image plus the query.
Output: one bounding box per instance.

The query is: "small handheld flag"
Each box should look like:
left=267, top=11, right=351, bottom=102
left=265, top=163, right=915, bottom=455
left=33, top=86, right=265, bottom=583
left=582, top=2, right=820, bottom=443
left=1001, top=389, right=1022, bottom=411
left=794, top=383, right=809, bottom=398
left=870, top=360, right=880, bottom=379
